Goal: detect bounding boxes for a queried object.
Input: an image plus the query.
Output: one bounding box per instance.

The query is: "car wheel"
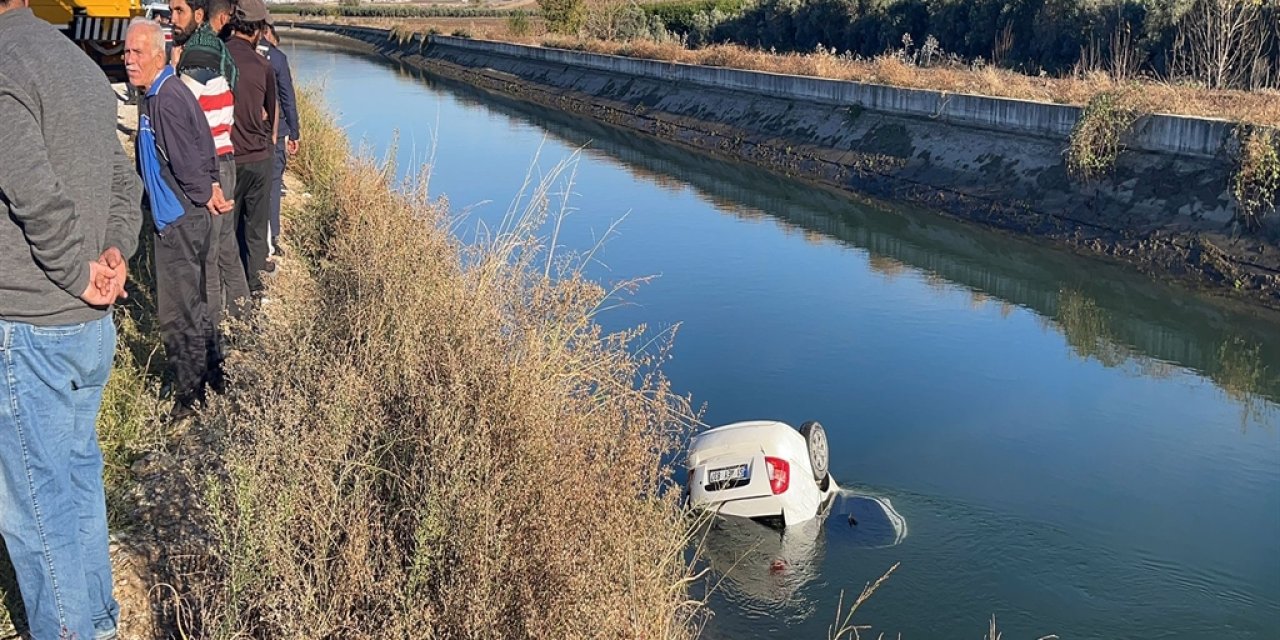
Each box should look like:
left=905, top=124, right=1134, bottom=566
left=800, top=421, right=829, bottom=482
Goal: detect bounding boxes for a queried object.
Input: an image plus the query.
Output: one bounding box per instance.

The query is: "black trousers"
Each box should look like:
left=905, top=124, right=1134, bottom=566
left=234, top=157, right=274, bottom=293
left=206, top=154, right=251, bottom=327
left=155, top=210, right=213, bottom=406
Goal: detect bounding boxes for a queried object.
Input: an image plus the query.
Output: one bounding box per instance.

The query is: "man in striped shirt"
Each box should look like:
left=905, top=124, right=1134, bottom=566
left=171, top=0, right=250, bottom=392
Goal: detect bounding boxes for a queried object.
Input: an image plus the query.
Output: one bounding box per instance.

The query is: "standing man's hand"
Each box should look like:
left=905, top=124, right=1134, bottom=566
left=80, top=261, right=119, bottom=306
left=287, top=139, right=299, bottom=156
left=97, top=247, right=129, bottom=302
left=207, top=188, right=234, bottom=215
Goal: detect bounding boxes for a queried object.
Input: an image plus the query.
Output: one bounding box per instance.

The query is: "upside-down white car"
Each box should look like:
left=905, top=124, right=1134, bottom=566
left=686, top=420, right=838, bottom=527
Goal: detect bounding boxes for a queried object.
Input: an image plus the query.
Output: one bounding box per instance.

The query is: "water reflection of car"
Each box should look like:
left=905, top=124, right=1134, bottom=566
left=699, top=514, right=828, bottom=618
left=686, top=420, right=837, bottom=527
left=697, top=493, right=908, bottom=615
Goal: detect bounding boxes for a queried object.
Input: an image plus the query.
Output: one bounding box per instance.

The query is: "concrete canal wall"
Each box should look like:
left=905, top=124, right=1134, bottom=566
left=282, top=24, right=1280, bottom=308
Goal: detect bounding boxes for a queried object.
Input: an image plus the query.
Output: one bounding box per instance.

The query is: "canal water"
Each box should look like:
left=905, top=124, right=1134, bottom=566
left=285, top=41, right=1280, bottom=639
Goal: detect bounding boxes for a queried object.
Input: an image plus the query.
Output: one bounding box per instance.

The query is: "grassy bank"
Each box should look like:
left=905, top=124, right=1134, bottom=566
left=178, top=89, right=703, bottom=638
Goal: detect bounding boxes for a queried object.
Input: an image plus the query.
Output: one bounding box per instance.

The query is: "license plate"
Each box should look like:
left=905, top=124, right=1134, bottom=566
left=708, top=464, right=749, bottom=484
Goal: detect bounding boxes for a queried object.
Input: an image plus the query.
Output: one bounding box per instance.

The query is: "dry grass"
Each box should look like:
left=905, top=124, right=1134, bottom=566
left=177, top=88, right=704, bottom=639
left=827, top=562, right=898, bottom=640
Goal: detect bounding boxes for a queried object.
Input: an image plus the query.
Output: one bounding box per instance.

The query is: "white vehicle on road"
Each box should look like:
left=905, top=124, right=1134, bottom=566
left=686, top=420, right=838, bottom=527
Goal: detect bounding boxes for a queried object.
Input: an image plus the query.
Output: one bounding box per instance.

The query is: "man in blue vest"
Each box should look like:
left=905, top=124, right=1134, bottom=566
left=125, top=17, right=232, bottom=420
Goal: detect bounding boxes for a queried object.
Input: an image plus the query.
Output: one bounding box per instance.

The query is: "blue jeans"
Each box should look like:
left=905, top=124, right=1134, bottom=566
left=0, top=315, right=119, bottom=640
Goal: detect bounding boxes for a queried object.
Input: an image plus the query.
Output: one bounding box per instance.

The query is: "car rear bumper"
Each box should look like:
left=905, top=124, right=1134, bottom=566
left=689, top=476, right=839, bottom=527
left=715, top=494, right=787, bottom=520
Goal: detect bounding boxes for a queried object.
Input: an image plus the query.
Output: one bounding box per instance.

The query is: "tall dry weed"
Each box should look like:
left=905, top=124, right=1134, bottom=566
left=186, top=90, right=703, bottom=639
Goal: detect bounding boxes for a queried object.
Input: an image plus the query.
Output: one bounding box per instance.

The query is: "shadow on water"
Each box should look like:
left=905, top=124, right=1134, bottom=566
left=297, top=41, right=1280, bottom=427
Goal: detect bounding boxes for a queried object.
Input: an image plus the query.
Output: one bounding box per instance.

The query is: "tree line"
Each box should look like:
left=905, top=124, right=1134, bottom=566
left=294, top=5, right=531, bottom=19
left=635, top=0, right=1279, bottom=89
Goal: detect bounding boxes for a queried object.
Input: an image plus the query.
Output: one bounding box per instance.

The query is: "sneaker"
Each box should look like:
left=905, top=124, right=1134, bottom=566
left=273, top=243, right=287, bottom=258
left=263, top=259, right=277, bottom=274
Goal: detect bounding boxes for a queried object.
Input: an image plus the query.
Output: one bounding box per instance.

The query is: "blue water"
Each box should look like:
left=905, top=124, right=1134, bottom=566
left=288, top=41, right=1280, bottom=639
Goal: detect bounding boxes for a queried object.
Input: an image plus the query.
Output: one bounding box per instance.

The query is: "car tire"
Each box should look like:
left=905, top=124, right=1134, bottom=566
left=800, top=420, right=829, bottom=483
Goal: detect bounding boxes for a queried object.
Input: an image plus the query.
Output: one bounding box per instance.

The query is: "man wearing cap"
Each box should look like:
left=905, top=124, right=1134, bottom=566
left=223, top=0, right=277, bottom=298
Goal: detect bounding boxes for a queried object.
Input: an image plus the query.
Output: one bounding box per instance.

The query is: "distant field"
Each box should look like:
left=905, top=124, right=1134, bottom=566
left=274, top=14, right=537, bottom=35
left=269, top=1, right=539, bottom=12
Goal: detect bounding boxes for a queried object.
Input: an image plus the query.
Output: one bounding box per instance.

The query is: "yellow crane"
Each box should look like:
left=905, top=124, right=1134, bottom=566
left=30, top=0, right=145, bottom=81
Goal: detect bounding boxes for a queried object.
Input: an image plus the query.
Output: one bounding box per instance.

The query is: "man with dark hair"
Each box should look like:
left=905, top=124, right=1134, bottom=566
left=208, top=0, right=234, bottom=38
left=0, top=0, right=141, bottom=637
left=126, top=18, right=231, bottom=419
left=171, top=0, right=250, bottom=387
left=171, top=0, right=236, bottom=87
left=262, top=23, right=300, bottom=258
left=223, top=0, right=277, bottom=297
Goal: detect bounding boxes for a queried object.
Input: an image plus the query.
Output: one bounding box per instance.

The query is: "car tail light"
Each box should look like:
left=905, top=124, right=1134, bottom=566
left=765, top=457, right=789, bottom=495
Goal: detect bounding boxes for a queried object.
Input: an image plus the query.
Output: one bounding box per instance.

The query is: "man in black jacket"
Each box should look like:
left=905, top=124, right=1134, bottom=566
left=223, top=0, right=277, bottom=295
left=125, top=17, right=231, bottom=419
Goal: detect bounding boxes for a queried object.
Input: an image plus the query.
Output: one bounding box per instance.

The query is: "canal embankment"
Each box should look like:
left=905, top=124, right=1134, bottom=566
left=281, top=24, right=1280, bottom=310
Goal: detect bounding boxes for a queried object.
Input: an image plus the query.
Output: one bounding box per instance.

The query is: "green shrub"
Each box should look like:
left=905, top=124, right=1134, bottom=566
left=644, top=0, right=750, bottom=32
left=538, top=0, right=586, bottom=34
left=1232, top=126, right=1280, bottom=230
left=508, top=9, right=531, bottom=37
left=1067, top=91, right=1140, bottom=181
